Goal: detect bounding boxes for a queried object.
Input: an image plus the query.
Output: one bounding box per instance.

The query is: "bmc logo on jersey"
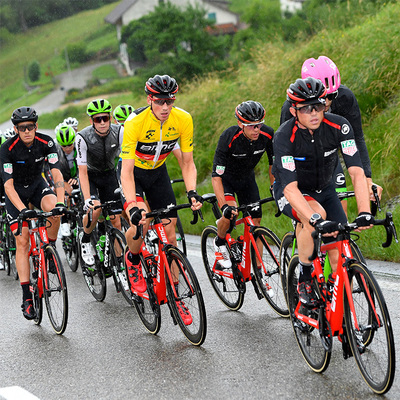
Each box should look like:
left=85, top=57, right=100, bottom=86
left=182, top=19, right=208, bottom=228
left=341, top=140, right=357, bottom=156
left=281, top=155, right=295, bottom=171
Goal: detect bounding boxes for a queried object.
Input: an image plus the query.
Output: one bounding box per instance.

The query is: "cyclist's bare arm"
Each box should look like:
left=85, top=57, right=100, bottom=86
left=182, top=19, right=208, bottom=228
left=181, top=151, right=202, bottom=210
left=50, top=167, right=65, bottom=204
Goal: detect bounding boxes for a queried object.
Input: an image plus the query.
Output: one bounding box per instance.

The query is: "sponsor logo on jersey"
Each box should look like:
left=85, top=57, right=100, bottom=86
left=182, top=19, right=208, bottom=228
left=281, top=155, right=295, bottom=171
left=145, top=130, right=155, bottom=140
left=35, top=157, right=44, bottom=162
left=335, top=173, right=346, bottom=186
left=324, top=148, right=336, bottom=157
left=254, top=149, right=265, bottom=154
left=3, top=163, right=12, bottom=174
left=341, top=124, right=350, bottom=135
left=216, top=165, right=225, bottom=175
left=48, top=140, right=54, bottom=147
left=341, top=139, right=357, bottom=156
left=47, top=153, right=58, bottom=164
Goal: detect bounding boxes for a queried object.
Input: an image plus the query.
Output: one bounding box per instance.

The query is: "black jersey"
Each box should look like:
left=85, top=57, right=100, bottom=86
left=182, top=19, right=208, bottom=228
left=212, top=124, right=274, bottom=179
left=272, top=113, right=364, bottom=192
left=0, top=132, right=60, bottom=186
left=280, top=84, right=371, bottom=177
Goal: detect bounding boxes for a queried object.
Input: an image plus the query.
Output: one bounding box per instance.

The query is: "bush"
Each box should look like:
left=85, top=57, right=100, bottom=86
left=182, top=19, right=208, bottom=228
left=66, top=42, right=93, bottom=64
left=28, top=61, right=41, bottom=82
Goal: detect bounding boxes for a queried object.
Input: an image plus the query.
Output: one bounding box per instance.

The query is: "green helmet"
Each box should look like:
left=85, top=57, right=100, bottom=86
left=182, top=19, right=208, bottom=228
left=86, top=99, right=112, bottom=117
left=0, top=133, right=5, bottom=146
left=113, top=104, right=134, bottom=124
left=56, top=125, right=76, bottom=146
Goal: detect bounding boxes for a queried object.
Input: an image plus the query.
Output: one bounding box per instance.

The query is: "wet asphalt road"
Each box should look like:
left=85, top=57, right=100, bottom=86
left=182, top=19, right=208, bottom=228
left=0, top=236, right=399, bottom=400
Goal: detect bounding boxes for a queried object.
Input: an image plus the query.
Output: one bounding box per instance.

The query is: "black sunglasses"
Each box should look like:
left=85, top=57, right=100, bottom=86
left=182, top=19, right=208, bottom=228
left=326, top=91, right=339, bottom=101
left=92, top=115, right=111, bottom=123
left=294, top=103, right=325, bottom=114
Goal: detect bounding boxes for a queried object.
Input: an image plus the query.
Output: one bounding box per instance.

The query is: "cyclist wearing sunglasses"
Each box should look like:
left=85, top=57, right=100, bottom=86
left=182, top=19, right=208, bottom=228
left=211, top=100, right=274, bottom=268
left=76, top=99, right=123, bottom=266
left=120, top=74, right=202, bottom=302
left=0, top=106, right=66, bottom=320
left=273, top=78, right=373, bottom=307
left=280, top=56, right=382, bottom=209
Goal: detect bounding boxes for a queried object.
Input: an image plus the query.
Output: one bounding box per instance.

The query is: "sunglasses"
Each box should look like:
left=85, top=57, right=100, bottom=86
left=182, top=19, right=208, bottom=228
left=92, top=115, right=111, bottom=123
left=61, top=143, right=74, bottom=148
left=242, top=121, right=264, bottom=129
left=152, top=98, right=175, bottom=106
left=294, top=104, right=325, bottom=114
left=326, top=91, right=339, bottom=101
left=17, top=124, right=36, bottom=132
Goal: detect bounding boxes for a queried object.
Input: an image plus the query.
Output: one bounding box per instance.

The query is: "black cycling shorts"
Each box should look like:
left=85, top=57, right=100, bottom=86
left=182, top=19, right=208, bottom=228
left=87, top=170, right=122, bottom=214
left=273, top=181, right=347, bottom=225
left=221, top=172, right=261, bottom=219
left=134, top=164, right=177, bottom=218
left=6, top=178, right=55, bottom=229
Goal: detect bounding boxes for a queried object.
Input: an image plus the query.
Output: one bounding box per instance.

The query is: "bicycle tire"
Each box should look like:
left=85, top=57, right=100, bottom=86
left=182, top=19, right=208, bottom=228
left=80, top=232, right=107, bottom=302
left=7, top=228, right=18, bottom=280
left=349, top=237, right=366, bottom=265
left=251, top=226, right=289, bottom=317
left=62, top=221, right=79, bottom=272
left=287, top=255, right=331, bottom=373
left=201, top=225, right=244, bottom=311
left=29, top=256, right=43, bottom=325
left=43, top=245, right=68, bottom=335
left=128, top=247, right=161, bottom=335
left=166, top=246, right=207, bottom=346
left=109, top=229, right=132, bottom=305
left=279, top=231, right=296, bottom=304
left=344, top=262, right=395, bottom=394
left=176, top=216, right=187, bottom=255
left=0, top=217, right=8, bottom=274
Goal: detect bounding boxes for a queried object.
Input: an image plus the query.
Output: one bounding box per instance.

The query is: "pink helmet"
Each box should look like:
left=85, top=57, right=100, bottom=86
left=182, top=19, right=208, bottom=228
left=301, top=56, right=341, bottom=94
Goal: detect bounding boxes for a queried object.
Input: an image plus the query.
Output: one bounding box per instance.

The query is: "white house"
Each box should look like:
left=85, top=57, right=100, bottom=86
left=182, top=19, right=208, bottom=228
left=105, top=0, right=240, bottom=41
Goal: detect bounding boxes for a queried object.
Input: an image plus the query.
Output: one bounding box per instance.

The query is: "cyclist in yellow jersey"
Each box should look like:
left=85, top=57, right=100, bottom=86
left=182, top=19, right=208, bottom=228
left=120, top=75, right=202, bottom=319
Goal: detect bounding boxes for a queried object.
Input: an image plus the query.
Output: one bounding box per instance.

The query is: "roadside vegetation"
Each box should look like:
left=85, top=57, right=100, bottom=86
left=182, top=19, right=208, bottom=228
left=0, top=0, right=398, bottom=261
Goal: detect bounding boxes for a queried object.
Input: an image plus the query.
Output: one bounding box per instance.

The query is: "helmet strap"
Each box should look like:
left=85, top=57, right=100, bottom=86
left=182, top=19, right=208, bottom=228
left=92, top=123, right=110, bottom=136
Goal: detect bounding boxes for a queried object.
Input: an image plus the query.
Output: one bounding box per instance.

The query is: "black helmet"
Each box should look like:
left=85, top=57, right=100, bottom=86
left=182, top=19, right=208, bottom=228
left=145, top=74, right=179, bottom=99
left=11, top=106, right=38, bottom=125
left=235, top=101, right=266, bottom=124
left=286, top=77, right=327, bottom=105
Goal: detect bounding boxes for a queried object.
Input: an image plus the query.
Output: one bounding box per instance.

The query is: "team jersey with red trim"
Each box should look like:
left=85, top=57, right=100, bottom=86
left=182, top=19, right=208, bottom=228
left=120, top=105, right=193, bottom=170
left=212, top=124, right=274, bottom=179
left=0, top=132, right=59, bottom=185
left=272, top=113, right=363, bottom=191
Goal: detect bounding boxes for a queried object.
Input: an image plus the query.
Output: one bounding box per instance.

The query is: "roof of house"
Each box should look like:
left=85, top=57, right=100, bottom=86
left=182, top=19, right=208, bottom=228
left=105, top=0, right=235, bottom=25
left=105, top=0, right=138, bottom=24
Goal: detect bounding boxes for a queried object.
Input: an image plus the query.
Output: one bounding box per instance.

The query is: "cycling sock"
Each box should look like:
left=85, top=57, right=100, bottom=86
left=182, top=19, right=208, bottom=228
left=299, top=261, right=313, bottom=283
left=127, top=250, right=140, bottom=265
left=21, top=281, right=32, bottom=301
left=81, top=232, right=91, bottom=243
left=216, top=235, right=226, bottom=247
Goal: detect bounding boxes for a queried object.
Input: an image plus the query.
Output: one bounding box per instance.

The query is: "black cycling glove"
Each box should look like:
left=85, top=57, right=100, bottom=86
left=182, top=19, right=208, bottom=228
left=221, top=204, right=236, bottom=219
left=19, top=208, right=37, bottom=220
left=316, top=219, right=340, bottom=234
left=52, top=202, right=67, bottom=216
left=129, top=206, right=145, bottom=226
left=187, top=190, right=203, bottom=205
left=354, top=212, right=374, bottom=227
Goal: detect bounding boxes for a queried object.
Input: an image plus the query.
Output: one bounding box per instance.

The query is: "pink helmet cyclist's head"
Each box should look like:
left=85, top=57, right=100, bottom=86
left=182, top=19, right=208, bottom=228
left=301, top=56, right=341, bottom=95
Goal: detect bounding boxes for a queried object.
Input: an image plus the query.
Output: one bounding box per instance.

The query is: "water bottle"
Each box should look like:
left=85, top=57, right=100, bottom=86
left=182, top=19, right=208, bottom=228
left=96, top=235, right=106, bottom=263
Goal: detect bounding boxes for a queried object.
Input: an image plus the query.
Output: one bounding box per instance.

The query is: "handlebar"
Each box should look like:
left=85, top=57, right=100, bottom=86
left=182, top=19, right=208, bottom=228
left=15, top=208, right=64, bottom=236
left=308, top=212, right=398, bottom=261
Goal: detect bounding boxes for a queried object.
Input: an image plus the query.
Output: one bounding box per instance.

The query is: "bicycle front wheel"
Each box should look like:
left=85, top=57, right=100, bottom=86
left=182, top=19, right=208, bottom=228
left=344, top=262, right=395, bottom=394
left=166, top=246, right=207, bottom=346
left=201, top=226, right=244, bottom=311
left=287, top=255, right=331, bottom=373
left=279, top=231, right=296, bottom=304
left=109, top=229, right=132, bottom=305
left=128, top=248, right=161, bottom=335
left=62, top=225, right=79, bottom=272
left=43, top=245, right=68, bottom=334
left=251, top=227, right=289, bottom=317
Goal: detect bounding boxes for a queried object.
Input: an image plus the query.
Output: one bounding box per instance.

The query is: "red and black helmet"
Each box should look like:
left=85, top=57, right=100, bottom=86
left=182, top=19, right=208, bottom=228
left=235, top=101, right=266, bottom=124
left=11, top=106, right=38, bottom=125
left=145, top=75, right=179, bottom=99
left=287, top=77, right=327, bottom=106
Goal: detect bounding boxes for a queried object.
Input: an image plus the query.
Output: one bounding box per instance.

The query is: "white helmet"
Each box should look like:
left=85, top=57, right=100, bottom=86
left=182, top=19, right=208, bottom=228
left=3, top=128, right=15, bottom=139
left=63, top=117, right=79, bottom=128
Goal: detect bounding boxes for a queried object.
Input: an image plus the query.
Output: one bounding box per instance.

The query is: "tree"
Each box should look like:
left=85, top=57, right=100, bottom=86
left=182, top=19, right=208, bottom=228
left=28, top=61, right=41, bottom=82
left=121, top=3, right=230, bottom=81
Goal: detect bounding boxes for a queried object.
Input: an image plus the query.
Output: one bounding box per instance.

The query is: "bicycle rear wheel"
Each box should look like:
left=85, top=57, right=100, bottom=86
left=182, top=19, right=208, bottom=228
left=43, top=245, right=68, bottom=335
left=128, top=248, right=161, bottom=335
left=166, top=246, right=207, bottom=346
left=176, top=216, right=187, bottom=255
left=201, top=226, right=244, bottom=311
left=62, top=222, right=79, bottom=272
left=344, top=262, right=395, bottom=394
left=251, top=227, right=289, bottom=317
left=29, top=256, right=43, bottom=325
left=7, top=228, right=18, bottom=280
left=109, top=229, right=132, bottom=305
left=279, top=231, right=296, bottom=304
left=287, top=255, right=331, bottom=373
left=80, top=234, right=107, bottom=302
